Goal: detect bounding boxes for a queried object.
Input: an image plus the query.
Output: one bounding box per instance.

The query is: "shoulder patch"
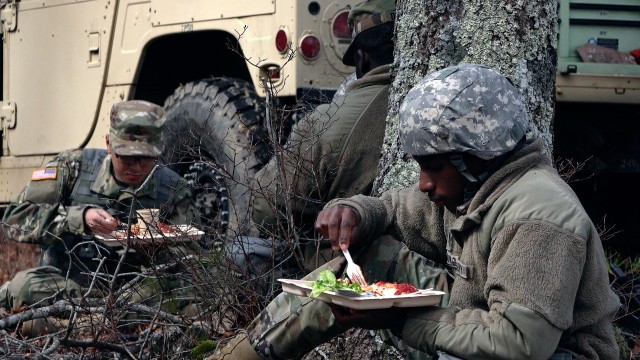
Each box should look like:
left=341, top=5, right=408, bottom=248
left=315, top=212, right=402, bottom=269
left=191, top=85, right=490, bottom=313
left=31, top=167, right=58, bottom=181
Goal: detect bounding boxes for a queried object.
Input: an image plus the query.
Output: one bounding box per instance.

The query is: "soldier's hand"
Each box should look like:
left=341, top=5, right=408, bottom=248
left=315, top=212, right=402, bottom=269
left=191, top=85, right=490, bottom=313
left=84, top=208, right=120, bottom=234
left=315, top=205, right=361, bottom=251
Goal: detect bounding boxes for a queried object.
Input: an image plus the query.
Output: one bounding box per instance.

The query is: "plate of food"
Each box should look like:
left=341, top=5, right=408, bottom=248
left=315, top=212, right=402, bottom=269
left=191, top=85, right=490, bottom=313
left=279, top=270, right=445, bottom=310
left=94, top=223, right=204, bottom=246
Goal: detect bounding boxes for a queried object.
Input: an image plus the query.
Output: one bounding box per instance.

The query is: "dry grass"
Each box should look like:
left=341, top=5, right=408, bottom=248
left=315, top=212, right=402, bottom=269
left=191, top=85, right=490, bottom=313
left=0, top=232, right=40, bottom=284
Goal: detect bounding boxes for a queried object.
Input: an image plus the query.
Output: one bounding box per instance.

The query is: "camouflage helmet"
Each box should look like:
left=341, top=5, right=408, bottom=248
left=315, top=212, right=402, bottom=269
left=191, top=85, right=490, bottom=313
left=109, top=100, right=166, bottom=157
left=342, top=0, right=395, bottom=66
left=399, top=64, right=528, bottom=160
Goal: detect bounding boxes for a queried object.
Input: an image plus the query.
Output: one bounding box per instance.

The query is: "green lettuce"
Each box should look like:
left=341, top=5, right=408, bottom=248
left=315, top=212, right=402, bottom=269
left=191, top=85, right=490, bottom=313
left=310, top=270, right=362, bottom=297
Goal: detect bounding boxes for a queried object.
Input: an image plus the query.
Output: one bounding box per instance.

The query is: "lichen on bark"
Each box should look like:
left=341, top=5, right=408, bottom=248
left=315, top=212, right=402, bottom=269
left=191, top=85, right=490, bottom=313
left=374, top=0, right=558, bottom=194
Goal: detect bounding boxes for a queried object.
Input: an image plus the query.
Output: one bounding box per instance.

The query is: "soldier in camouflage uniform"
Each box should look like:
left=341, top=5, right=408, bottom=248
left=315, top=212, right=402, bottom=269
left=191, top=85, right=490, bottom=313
left=0, top=100, right=198, bottom=318
left=210, top=64, right=620, bottom=359
left=233, top=0, right=396, bottom=299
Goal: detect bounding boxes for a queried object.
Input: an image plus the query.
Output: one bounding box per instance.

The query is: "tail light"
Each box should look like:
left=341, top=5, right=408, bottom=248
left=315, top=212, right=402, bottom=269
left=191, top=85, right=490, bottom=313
left=260, top=64, right=282, bottom=82
left=332, top=11, right=351, bottom=39
left=300, top=35, right=321, bottom=60
left=275, top=29, right=289, bottom=53
left=267, top=66, right=281, bottom=81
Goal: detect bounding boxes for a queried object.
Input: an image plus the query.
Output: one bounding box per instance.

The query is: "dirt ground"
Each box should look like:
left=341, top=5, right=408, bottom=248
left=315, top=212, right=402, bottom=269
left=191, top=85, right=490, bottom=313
left=0, top=233, right=40, bottom=284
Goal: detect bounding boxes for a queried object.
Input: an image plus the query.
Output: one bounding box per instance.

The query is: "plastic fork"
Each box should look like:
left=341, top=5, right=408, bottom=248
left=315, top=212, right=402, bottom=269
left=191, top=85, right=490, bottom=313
left=342, top=248, right=368, bottom=286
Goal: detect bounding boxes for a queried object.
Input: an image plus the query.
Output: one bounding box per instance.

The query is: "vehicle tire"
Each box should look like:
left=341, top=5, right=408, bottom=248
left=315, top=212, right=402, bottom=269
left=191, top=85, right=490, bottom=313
left=162, top=77, right=270, bottom=237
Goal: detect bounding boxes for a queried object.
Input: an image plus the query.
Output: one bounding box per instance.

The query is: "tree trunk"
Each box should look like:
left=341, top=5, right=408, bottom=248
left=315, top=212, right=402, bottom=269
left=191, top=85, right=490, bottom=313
left=373, top=0, right=558, bottom=194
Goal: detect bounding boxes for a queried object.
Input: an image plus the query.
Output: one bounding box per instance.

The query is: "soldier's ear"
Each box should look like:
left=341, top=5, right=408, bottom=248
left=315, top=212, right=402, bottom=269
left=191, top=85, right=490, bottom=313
left=105, top=134, right=111, bottom=150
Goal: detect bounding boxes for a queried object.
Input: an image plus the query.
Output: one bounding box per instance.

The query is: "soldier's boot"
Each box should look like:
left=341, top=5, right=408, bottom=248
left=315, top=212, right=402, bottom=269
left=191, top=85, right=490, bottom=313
left=206, top=333, right=262, bottom=360
left=20, top=317, right=69, bottom=337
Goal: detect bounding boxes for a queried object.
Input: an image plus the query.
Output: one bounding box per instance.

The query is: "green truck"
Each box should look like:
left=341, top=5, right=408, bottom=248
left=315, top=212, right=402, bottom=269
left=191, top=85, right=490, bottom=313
left=554, top=0, right=640, bottom=255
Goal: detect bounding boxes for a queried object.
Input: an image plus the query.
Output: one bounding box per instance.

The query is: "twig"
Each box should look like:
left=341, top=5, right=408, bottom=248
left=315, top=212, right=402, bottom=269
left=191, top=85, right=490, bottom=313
left=61, top=338, right=137, bottom=358
left=137, top=296, right=162, bottom=359
left=83, top=256, right=108, bottom=298
left=42, top=335, right=61, bottom=356
left=0, top=300, right=103, bottom=330
left=128, top=303, right=184, bottom=324
left=113, top=164, right=161, bottom=288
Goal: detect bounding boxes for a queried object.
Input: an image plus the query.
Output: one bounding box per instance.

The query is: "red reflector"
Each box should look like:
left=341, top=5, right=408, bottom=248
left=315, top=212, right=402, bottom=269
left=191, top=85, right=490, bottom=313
left=332, top=11, right=351, bottom=38
left=275, top=29, right=289, bottom=53
left=259, top=65, right=282, bottom=82
left=300, top=35, right=321, bottom=60
left=268, top=67, right=281, bottom=80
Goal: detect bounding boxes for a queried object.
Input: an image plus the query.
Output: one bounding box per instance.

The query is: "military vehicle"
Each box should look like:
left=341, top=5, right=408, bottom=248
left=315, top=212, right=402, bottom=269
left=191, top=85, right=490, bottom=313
left=1, top=0, right=639, bottom=247
left=553, top=0, right=640, bottom=254
left=0, top=0, right=358, bottom=231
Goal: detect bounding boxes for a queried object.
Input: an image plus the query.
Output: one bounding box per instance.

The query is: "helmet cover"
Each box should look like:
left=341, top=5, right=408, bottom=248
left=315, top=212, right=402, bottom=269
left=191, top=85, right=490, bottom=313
left=342, top=0, right=396, bottom=66
left=399, top=64, right=528, bottom=160
left=110, top=100, right=166, bottom=157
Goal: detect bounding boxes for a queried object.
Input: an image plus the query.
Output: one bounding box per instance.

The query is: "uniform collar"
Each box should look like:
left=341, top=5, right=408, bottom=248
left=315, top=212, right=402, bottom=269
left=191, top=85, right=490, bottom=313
left=447, top=138, right=546, bottom=244
left=347, top=64, right=392, bottom=92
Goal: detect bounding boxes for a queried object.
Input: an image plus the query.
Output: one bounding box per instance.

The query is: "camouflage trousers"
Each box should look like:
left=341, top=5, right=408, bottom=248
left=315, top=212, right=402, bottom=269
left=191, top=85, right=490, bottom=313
left=0, top=262, right=209, bottom=314
left=0, top=238, right=215, bottom=313
left=0, top=266, right=82, bottom=310
left=245, top=235, right=450, bottom=360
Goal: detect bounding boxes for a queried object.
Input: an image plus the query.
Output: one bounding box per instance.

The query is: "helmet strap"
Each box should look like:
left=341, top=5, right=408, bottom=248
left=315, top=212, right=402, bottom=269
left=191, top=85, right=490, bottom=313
left=449, top=154, right=481, bottom=183
left=449, top=154, right=485, bottom=204
left=449, top=136, right=528, bottom=204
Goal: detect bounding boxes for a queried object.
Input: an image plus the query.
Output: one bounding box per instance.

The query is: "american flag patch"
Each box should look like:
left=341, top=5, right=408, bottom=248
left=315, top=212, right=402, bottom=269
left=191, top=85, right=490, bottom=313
left=31, top=167, right=58, bottom=181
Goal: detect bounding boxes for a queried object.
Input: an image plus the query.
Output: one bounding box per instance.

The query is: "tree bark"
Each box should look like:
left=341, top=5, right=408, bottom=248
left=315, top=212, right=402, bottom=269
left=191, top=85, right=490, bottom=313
left=373, top=0, right=558, bottom=194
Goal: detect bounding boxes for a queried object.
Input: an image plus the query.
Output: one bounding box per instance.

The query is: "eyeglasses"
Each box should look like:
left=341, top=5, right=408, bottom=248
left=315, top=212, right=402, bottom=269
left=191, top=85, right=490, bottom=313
left=113, top=153, right=157, bottom=166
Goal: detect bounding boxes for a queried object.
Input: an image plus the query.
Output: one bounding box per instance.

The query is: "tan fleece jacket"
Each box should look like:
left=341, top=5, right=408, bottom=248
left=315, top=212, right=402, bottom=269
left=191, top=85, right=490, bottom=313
left=332, top=138, right=619, bottom=359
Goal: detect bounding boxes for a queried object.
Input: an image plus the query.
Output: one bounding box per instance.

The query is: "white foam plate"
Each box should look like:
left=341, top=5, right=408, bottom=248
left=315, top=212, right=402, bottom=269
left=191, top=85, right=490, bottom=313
left=94, top=225, right=204, bottom=246
left=278, top=279, right=445, bottom=310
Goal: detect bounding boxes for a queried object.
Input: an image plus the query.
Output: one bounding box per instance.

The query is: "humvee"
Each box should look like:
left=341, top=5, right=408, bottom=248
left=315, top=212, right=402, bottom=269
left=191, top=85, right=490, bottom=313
left=2, top=0, right=639, bottom=247
left=0, top=0, right=358, bottom=231
left=554, top=0, right=640, bottom=254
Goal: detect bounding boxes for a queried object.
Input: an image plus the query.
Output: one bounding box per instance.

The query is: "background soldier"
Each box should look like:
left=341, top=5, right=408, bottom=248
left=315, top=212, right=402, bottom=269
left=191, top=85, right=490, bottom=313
left=0, top=100, right=199, bottom=334
left=231, top=0, right=396, bottom=299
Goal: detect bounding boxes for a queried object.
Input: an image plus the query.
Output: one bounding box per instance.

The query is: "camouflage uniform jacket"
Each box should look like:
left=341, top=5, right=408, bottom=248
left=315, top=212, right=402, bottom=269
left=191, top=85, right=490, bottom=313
left=330, top=138, right=619, bottom=359
left=251, top=65, right=391, bottom=268
left=2, top=148, right=195, bottom=250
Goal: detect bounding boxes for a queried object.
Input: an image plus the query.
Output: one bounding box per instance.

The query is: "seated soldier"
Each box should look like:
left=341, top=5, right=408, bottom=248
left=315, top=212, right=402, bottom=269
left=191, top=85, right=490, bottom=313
left=230, top=0, right=396, bottom=301
left=211, top=64, right=620, bottom=360
left=0, top=100, right=200, bottom=334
